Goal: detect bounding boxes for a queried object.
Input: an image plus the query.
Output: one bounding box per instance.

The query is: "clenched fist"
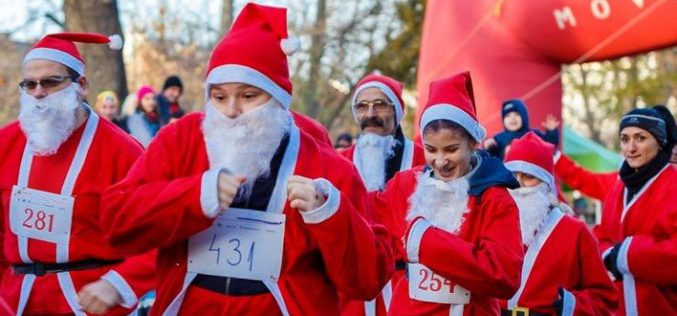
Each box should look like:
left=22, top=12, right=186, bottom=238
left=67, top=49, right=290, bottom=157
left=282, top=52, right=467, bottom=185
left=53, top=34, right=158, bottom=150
left=287, top=176, right=326, bottom=212
left=77, top=279, right=121, bottom=315
left=218, top=171, right=246, bottom=210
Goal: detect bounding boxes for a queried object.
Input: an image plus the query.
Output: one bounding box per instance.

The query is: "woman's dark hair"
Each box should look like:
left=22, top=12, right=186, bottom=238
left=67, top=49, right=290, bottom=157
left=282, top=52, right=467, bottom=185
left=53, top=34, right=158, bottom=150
left=422, top=119, right=477, bottom=145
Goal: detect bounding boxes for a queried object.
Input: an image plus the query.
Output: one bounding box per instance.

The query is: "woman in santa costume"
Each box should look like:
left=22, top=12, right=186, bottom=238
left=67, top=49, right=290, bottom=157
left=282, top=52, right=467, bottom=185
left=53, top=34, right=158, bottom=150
left=101, top=3, right=393, bottom=316
left=594, top=107, right=677, bottom=315
left=373, top=72, right=524, bottom=315
left=501, top=132, right=618, bottom=315
left=0, top=33, right=155, bottom=315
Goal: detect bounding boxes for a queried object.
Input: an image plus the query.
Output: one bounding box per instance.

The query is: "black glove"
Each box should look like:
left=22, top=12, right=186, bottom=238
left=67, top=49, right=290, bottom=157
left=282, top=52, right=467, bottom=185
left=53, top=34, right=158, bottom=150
left=603, top=243, right=624, bottom=281
left=552, top=287, right=564, bottom=315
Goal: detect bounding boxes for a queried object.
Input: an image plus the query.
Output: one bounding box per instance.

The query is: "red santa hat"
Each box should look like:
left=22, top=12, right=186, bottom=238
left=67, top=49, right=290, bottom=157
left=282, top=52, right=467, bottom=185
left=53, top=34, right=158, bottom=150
left=351, top=73, right=406, bottom=124
left=504, top=131, right=556, bottom=191
left=23, top=32, right=123, bottom=76
left=419, top=71, right=485, bottom=142
left=205, top=3, right=300, bottom=109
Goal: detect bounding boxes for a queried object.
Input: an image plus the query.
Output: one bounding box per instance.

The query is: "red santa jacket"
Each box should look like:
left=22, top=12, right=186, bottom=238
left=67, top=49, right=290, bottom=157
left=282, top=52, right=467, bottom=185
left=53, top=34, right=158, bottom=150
left=0, top=117, right=156, bottom=315
left=554, top=152, right=618, bottom=201
left=100, top=112, right=394, bottom=316
left=291, top=111, right=332, bottom=148
left=593, top=165, right=677, bottom=315
left=500, top=211, right=618, bottom=315
left=371, top=163, right=523, bottom=316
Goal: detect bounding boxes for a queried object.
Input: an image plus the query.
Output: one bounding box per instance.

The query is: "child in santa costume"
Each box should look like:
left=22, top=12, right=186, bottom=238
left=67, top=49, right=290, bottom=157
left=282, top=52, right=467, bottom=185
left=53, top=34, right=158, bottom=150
left=372, top=72, right=524, bottom=315
left=0, top=32, right=155, bottom=315
left=101, top=3, right=393, bottom=316
left=594, top=107, right=677, bottom=315
left=501, top=132, right=618, bottom=315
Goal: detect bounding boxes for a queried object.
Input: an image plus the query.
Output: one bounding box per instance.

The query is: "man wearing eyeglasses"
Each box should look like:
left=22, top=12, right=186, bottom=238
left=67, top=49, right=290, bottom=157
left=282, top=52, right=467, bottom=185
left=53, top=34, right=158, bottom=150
left=340, top=74, right=426, bottom=316
left=341, top=73, right=426, bottom=192
left=0, top=32, right=155, bottom=315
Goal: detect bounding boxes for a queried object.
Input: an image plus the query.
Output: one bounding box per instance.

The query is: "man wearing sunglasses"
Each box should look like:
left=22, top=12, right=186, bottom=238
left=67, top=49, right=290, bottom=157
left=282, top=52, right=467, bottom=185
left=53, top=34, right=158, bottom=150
left=0, top=32, right=155, bottom=315
left=341, top=73, right=426, bottom=193
left=340, top=74, right=426, bottom=316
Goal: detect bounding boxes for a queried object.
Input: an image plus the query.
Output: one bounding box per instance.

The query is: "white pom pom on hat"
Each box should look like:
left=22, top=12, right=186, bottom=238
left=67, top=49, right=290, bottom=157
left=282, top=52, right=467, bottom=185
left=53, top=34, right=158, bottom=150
left=108, top=34, right=123, bottom=50
left=281, top=37, right=300, bottom=56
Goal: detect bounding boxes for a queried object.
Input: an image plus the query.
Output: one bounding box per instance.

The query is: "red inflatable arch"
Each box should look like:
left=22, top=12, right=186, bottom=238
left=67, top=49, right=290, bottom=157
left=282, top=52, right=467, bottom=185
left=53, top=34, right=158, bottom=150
left=416, top=0, right=677, bottom=137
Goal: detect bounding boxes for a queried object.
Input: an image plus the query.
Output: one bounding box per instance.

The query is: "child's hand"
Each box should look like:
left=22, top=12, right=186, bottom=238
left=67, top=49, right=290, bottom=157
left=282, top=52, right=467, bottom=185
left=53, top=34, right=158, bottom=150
left=542, top=114, right=560, bottom=130
left=482, top=137, right=497, bottom=149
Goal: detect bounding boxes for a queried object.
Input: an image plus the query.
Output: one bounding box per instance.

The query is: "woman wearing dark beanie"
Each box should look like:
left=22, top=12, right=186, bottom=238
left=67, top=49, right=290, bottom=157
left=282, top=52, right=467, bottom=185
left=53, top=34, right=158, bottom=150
left=594, top=107, right=676, bottom=315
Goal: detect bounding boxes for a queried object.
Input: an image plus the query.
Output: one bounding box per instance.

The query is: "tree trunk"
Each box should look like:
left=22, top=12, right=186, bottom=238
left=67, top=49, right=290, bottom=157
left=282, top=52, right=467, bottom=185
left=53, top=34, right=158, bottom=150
left=304, top=0, right=327, bottom=118
left=63, top=0, right=127, bottom=102
left=220, top=0, right=235, bottom=37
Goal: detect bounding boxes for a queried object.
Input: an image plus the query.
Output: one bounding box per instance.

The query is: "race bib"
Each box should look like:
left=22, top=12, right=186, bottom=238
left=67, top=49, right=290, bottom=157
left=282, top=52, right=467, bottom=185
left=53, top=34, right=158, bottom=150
left=187, top=208, right=286, bottom=281
left=408, top=263, right=470, bottom=305
left=9, top=186, right=74, bottom=244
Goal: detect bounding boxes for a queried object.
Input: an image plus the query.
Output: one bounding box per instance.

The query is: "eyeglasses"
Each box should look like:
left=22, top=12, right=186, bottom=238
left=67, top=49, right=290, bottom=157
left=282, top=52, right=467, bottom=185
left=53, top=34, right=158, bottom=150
left=353, top=99, right=392, bottom=113
left=19, top=75, right=75, bottom=91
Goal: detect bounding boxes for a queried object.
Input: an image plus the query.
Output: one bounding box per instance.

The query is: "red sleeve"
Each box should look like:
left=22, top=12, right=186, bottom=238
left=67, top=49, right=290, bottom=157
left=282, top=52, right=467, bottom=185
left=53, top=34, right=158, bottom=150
left=409, top=188, right=524, bottom=299
left=554, top=152, right=617, bottom=201
left=0, top=192, right=6, bottom=278
left=592, top=188, right=622, bottom=255
left=370, top=172, right=411, bottom=263
left=108, top=249, right=158, bottom=300
left=625, top=207, right=677, bottom=285
left=101, top=124, right=214, bottom=255
left=568, top=223, right=619, bottom=315
left=304, top=156, right=394, bottom=300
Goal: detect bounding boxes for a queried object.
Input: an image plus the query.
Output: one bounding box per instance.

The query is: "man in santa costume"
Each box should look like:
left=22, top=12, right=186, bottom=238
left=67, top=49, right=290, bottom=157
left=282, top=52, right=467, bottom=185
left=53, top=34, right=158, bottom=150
left=0, top=33, right=155, bottom=315
left=101, top=3, right=393, bottom=315
left=371, top=72, right=524, bottom=315
left=501, top=132, right=618, bottom=315
left=340, top=73, right=426, bottom=316
left=594, top=107, right=677, bottom=315
left=341, top=73, right=426, bottom=192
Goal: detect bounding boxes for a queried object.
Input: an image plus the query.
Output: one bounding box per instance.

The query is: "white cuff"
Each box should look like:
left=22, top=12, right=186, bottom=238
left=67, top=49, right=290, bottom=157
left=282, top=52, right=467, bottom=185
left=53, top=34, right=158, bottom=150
left=200, top=169, right=223, bottom=218
left=554, top=150, right=562, bottom=164
left=561, top=288, right=576, bottom=316
left=406, top=218, right=432, bottom=263
left=100, top=270, right=138, bottom=308
left=601, top=247, right=612, bottom=262
left=617, top=237, right=633, bottom=275
left=300, top=178, right=340, bottom=224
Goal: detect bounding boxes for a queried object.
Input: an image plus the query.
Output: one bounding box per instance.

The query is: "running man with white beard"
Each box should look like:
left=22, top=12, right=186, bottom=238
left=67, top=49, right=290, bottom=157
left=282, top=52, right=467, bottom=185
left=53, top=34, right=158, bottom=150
left=0, top=33, right=155, bottom=315
left=373, top=72, right=524, bottom=315
left=502, top=132, right=618, bottom=315
left=340, top=74, right=426, bottom=316
left=100, top=3, right=393, bottom=315
left=340, top=74, right=426, bottom=193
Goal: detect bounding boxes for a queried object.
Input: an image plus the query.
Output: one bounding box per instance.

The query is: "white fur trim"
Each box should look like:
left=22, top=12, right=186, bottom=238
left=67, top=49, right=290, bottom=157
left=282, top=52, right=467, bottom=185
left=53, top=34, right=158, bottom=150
left=617, top=237, right=638, bottom=315
left=280, top=37, right=300, bottom=56
left=351, top=81, right=403, bottom=124
left=561, top=288, right=576, bottom=316
left=617, top=237, right=633, bottom=275
left=200, top=169, right=223, bottom=218
left=504, top=160, right=556, bottom=192
left=420, top=104, right=486, bottom=142
left=24, top=48, right=85, bottom=75
left=108, top=34, right=123, bottom=50
left=300, top=178, right=340, bottom=224
left=406, top=218, right=432, bottom=263
left=100, top=270, right=138, bottom=308
left=205, top=64, right=292, bottom=109
left=553, top=150, right=562, bottom=164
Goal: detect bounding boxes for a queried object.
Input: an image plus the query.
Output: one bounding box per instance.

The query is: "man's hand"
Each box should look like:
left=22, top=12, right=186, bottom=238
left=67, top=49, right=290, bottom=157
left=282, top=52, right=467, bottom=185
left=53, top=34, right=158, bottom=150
left=542, top=114, right=561, bottom=131
left=482, top=137, right=497, bottom=149
left=287, top=176, right=326, bottom=212
left=77, top=279, right=122, bottom=315
left=218, top=171, right=246, bottom=210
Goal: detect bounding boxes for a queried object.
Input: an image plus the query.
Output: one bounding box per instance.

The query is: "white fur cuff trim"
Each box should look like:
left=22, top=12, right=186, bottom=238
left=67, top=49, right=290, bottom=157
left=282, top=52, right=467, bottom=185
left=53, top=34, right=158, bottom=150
left=561, top=288, right=576, bottom=316
left=617, top=237, right=633, bottom=275
left=406, top=218, right=433, bottom=263
left=301, top=178, right=340, bottom=224
left=200, top=169, right=223, bottom=219
left=553, top=150, right=562, bottom=164
left=100, top=270, right=138, bottom=308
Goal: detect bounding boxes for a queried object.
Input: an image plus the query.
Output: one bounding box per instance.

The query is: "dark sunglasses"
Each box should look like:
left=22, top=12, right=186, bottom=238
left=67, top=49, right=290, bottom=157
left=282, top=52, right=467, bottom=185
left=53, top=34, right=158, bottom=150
left=19, top=75, right=76, bottom=91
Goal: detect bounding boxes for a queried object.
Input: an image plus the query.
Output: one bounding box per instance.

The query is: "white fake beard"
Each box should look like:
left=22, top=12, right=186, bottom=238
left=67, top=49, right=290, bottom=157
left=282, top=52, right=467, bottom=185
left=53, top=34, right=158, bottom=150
left=19, top=83, right=83, bottom=156
left=509, top=183, right=551, bottom=247
left=202, top=99, right=292, bottom=200
left=355, top=133, right=397, bottom=191
left=407, top=171, right=470, bottom=234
